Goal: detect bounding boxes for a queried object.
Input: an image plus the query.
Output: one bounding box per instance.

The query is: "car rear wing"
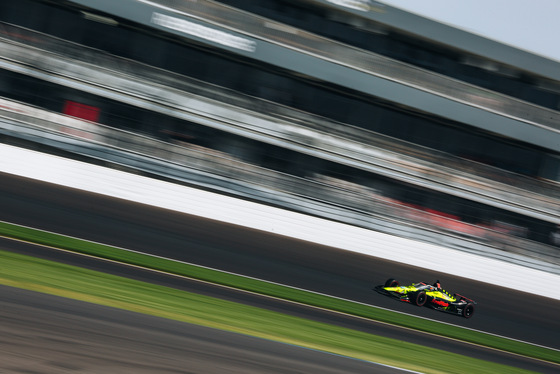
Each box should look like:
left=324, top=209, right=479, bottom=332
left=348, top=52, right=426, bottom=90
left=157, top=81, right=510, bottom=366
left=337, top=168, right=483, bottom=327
left=455, top=293, right=476, bottom=304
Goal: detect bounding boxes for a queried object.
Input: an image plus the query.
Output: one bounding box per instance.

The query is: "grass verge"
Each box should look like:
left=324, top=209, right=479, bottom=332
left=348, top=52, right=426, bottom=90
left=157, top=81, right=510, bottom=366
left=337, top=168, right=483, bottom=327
left=0, top=249, right=539, bottom=374
left=1, top=221, right=559, bottom=365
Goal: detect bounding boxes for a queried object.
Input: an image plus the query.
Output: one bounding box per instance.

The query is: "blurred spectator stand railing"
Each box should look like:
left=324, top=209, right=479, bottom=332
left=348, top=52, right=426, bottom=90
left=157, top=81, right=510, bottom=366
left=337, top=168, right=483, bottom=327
left=0, top=22, right=559, bottom=225
left=1, top=97, right=559, bottom=274
left=146, top=0, right=560, bottom=132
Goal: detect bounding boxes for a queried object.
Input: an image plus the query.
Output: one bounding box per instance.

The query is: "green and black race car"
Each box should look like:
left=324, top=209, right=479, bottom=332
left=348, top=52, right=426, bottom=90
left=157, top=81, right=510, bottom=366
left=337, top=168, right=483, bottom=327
left=375, top=278, right=476, bottom=318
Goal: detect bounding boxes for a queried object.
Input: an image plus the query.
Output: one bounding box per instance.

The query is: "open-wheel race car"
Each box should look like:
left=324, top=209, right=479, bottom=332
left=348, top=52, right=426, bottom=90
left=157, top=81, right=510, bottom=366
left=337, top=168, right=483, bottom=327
left=375, top=278, right=476, bottom=318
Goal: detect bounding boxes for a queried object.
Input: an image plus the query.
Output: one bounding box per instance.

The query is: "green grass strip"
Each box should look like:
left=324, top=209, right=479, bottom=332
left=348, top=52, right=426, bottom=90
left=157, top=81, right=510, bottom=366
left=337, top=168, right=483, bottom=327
left=1, top=221, right=559, bottom=364
left=0, top=249, right=540, bottom=374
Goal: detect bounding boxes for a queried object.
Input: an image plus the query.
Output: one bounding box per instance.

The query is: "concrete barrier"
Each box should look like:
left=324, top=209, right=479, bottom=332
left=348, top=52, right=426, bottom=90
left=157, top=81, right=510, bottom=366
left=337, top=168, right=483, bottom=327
left=1, top=143, right=559, bottom=300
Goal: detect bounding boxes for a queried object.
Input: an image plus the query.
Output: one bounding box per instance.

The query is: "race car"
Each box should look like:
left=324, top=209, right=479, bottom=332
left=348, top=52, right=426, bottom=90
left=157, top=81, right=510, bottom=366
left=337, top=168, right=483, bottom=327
left=374, top=278, right=476, bottom=318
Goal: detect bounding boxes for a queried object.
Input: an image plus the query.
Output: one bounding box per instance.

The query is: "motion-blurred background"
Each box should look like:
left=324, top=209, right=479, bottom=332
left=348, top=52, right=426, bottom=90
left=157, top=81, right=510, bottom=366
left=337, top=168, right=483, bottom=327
left=1, top=0, right=559, bottom=269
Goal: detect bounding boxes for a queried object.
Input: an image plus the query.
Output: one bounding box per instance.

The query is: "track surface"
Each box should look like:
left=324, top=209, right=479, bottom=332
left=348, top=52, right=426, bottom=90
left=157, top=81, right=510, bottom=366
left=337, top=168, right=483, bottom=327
left=3, top=237, right=559, bottom=373
left=2, top=285, right=404, bottom=374
left=2, top=173, right=560, bottom=368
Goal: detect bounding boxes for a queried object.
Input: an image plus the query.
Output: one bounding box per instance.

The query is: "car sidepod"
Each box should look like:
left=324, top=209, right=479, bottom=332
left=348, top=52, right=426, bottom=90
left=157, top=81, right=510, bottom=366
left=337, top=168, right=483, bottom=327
left=425, top=290, right=455, bottom=311
left=426, top=291, right=476, bottom=318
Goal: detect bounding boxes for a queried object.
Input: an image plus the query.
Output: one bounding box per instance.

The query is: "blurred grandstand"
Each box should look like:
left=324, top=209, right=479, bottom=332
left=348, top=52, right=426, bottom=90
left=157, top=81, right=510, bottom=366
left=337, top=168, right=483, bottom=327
left=0, top=0, right=559, bottom=267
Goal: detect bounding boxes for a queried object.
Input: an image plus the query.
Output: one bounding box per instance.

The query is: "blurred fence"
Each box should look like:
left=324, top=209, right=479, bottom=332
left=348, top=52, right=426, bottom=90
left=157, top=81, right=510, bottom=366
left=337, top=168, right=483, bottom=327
left=0, top=24, right=559, bottom=225
left=1, top=97, right=559, bottom=273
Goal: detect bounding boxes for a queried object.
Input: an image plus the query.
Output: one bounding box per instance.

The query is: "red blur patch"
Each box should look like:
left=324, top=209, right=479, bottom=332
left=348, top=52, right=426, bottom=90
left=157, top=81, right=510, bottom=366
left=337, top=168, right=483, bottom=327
left=63, top=101, right=100, bottom=122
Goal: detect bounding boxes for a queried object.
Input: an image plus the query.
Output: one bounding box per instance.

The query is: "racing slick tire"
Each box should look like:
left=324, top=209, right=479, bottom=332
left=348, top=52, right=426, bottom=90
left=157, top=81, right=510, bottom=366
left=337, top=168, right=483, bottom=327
left=411, top=291, right=427, bottom=306
left=384, top=278, right=399, bottom=287
left=462, top=303, right=475, bottom=319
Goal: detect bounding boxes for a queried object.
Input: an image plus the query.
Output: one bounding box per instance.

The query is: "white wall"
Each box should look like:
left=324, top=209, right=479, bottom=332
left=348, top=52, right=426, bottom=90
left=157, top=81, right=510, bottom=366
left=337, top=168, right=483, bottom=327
left=2, top=143, right=559, bottom=300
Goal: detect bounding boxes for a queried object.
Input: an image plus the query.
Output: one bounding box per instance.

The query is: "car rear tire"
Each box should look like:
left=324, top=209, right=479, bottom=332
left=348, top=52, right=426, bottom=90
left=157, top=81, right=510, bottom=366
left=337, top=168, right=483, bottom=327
left=462, top=303, right=475, bottom=318
left=412, top=291, right=427, bottom=306
left=384, top=278, right=399, bottom=287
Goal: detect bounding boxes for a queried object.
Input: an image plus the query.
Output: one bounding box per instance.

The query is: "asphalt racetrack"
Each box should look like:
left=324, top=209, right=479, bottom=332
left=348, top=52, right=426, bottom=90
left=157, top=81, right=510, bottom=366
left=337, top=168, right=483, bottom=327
left=2, top=285, right=404, bottom=374
left=2, top=172, right=560, bottom=372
